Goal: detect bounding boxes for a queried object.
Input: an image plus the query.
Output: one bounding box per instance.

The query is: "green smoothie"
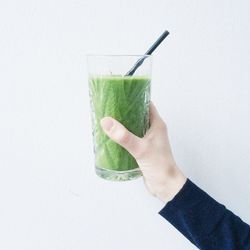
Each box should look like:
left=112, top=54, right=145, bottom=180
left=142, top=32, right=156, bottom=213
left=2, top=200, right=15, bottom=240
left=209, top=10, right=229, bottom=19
left=88, top=75, right=151, bottom=178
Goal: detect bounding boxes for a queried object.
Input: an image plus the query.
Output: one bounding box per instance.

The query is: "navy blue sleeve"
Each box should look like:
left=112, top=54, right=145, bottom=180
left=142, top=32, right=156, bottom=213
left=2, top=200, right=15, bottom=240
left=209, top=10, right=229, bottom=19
left=159, top=179, right=250, bottom=249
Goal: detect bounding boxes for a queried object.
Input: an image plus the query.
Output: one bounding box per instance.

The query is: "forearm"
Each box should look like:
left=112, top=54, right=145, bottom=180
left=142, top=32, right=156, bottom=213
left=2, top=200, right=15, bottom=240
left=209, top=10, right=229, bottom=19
left=159, top=179, right=250, bottom=249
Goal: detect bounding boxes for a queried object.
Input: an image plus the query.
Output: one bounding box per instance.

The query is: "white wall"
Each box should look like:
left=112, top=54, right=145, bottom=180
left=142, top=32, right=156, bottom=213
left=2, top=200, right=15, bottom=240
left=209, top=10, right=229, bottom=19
left=0, top=0, right=250, bottom=249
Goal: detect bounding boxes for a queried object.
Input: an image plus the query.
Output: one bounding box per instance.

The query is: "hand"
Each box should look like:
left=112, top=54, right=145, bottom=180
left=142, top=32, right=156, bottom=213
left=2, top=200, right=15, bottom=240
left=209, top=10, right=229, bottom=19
left=100, top=101, right=187, bottom=203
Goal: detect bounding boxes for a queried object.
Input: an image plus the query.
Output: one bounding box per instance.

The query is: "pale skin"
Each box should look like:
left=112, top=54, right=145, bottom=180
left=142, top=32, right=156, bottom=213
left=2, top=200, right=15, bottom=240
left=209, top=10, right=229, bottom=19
left=100, top=101, right=187, bottom=203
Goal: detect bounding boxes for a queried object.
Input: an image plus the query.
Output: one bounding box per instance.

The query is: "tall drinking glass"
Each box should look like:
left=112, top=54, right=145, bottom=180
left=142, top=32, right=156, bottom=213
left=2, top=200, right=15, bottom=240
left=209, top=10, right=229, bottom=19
left=87, top=55, right=152, bottom=181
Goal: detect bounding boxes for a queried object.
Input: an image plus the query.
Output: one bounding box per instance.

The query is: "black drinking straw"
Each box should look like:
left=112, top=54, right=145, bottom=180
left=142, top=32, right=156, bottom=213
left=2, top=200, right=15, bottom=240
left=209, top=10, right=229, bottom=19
left=125, top=30, right=170, bottom=76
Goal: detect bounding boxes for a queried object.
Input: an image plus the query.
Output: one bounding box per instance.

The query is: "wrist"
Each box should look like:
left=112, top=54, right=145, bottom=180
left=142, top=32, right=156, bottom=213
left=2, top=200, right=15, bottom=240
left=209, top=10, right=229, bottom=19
left=156, top=165, right=187, bottom=203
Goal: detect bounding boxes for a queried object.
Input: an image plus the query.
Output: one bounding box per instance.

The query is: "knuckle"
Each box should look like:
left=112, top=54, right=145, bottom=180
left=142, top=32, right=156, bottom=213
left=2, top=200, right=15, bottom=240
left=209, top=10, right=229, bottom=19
left=160, top=120, right=167, bottom=129
left=158, top=121, right=167, bottom=132
left=117, top=130, right=130, bottom=145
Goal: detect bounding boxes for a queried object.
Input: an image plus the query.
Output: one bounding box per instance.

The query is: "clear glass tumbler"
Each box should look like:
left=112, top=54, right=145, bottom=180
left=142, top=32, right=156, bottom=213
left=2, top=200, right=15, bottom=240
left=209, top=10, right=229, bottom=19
left=87, top=55, right=152, bottom=181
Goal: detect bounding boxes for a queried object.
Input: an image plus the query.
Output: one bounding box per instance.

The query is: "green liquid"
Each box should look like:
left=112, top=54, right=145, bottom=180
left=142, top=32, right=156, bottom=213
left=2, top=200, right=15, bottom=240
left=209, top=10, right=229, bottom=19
left=89, top=75, right=151, bottom=173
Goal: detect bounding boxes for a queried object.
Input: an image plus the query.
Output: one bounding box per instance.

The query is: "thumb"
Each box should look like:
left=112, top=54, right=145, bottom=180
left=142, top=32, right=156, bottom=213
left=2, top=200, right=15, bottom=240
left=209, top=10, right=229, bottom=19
left=100, top=117, right=144, bottom=159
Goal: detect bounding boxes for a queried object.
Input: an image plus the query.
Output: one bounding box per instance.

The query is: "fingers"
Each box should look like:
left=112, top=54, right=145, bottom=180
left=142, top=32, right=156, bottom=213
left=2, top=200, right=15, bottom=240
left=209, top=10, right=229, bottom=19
left=149, top=101, right=160, bottom=126
left=99, top=101, right=165, bottom=159
left=148, top=101, right=167, bottom=131
left=100, top=117, right=145, bottom=159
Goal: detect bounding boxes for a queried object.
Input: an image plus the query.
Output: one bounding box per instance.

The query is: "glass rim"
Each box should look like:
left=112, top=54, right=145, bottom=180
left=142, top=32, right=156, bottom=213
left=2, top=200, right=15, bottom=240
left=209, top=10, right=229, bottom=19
left=86, top=54, right=152, bottom=58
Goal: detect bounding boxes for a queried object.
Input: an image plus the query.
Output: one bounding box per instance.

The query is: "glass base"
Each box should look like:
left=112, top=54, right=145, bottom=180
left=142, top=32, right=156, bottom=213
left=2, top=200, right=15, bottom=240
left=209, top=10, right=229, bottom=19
left=95, top=166, right=142, bottom=181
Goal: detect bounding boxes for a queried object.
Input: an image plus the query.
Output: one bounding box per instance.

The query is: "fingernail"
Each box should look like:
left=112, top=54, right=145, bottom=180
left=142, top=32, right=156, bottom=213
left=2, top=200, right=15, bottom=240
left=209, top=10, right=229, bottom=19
left=100, top=118, right=113, bottom=131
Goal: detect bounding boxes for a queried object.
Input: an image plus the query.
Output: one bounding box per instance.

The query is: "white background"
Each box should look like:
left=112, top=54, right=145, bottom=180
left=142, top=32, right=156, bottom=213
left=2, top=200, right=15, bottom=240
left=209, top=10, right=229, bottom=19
left=0, top=0, right=250, bottom=249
